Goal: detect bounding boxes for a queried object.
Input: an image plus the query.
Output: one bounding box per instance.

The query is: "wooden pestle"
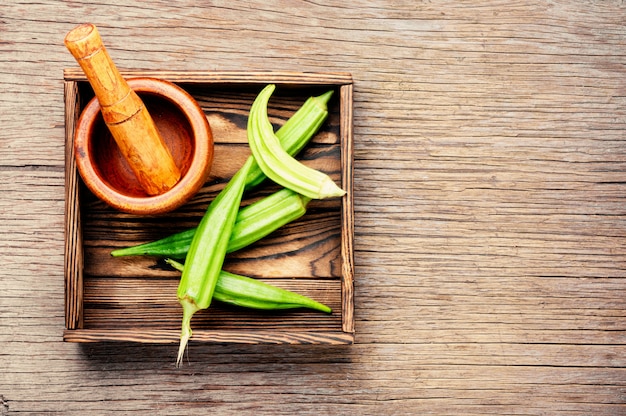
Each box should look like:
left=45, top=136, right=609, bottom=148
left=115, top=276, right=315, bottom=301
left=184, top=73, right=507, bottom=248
left=64, top=23, right=181, bottom=196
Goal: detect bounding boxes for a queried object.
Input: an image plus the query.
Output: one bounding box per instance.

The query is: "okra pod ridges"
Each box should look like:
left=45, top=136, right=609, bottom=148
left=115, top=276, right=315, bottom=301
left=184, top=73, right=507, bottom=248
left=110, top=188, right=309, bottom=258
left=226, top=189, right=309, bottom=253
left=248, top=84, right=345, bottom=200
left=244, top=89, right=333, bottom=190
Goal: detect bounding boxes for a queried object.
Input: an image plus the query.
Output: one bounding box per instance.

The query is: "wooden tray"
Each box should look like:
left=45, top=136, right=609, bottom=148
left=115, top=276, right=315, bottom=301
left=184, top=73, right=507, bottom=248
left=63, top=70, right=354, bottom=344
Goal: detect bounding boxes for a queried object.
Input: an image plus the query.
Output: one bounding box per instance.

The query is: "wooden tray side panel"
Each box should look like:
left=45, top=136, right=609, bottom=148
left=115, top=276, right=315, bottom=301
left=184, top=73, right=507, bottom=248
left=340, top=84, right=355, bottom=336
left=64, top=80, right=84, bottom=330
left=64, top=68, right=353, bottom=86
left=63, top=329, right=355, bottom=344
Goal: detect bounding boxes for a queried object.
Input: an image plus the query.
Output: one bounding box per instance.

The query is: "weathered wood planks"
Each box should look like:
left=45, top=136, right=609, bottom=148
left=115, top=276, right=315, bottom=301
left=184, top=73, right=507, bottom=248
left=1, top=1, right=625, bottom=414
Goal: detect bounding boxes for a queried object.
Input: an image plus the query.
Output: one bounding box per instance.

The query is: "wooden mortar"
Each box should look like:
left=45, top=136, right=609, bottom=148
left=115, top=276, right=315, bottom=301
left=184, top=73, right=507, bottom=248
left=64, top=23, right=181, bottom=195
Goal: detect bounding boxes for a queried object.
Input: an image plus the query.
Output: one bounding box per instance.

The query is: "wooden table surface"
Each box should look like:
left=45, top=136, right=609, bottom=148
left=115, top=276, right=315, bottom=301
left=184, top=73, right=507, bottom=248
left=1, top=1, right=625, bottom=414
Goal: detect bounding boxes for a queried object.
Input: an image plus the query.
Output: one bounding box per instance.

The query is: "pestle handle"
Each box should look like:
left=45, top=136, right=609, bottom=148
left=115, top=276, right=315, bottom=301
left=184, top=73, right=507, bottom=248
left=64, top=23, right=181, bottom=196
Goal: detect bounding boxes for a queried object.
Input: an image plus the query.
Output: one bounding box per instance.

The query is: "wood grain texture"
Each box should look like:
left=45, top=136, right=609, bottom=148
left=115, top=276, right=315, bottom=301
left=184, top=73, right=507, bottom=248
left=1, top=0, right=625, bottom=415
left=64, top=80, right=84, bottom=330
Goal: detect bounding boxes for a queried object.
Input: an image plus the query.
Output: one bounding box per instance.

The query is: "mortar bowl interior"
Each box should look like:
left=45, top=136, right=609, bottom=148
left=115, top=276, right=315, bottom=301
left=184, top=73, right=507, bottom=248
left=74, top=77, right=213, bottom=215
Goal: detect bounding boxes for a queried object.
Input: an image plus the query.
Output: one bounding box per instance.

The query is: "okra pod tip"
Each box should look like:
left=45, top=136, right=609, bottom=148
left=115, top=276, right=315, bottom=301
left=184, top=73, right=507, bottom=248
left=314, top=89, right=334, bottom=108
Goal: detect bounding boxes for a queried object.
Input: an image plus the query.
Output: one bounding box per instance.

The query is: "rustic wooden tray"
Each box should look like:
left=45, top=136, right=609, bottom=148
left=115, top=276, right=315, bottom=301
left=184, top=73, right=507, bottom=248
left=63, top=70, right=354, bottom=344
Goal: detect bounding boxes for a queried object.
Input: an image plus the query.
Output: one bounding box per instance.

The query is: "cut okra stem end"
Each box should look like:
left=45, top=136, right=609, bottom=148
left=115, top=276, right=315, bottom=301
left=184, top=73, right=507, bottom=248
left=176, top=297, right=199, bottom=368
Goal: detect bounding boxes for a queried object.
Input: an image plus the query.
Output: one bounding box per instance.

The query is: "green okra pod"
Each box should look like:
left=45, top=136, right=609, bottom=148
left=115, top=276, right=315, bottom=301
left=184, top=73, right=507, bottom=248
left=176, top=158, right=252, bottom=367
left=244, top=89, right=334, bottom=190
left=227, top=189, right=311, bottom=253
left=167, top=259, right=331, bottom=313
left=247, top=84, right=345, bottom=200
left=110, top=188, right=311, bottom=258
